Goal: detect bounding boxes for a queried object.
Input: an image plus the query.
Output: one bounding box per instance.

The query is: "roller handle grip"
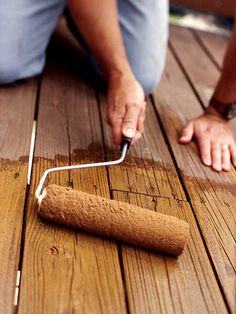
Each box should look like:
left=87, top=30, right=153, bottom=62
left=120, top=136, right=132, bottom=152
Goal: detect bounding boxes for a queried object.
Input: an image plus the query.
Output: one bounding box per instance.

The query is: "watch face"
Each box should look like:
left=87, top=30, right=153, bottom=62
left=226, top=103, right=236, bottom=119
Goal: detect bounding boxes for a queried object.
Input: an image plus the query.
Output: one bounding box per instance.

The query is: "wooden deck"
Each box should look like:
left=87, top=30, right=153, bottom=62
left=0, top=22, right=235, bottom=314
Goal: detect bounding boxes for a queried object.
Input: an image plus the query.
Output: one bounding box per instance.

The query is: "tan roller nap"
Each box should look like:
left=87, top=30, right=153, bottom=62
left=38, top=184, right=190, bottom=256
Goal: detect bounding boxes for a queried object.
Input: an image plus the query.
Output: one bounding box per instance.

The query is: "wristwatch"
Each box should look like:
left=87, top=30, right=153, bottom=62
left=209, top=97, right=236, bottom=120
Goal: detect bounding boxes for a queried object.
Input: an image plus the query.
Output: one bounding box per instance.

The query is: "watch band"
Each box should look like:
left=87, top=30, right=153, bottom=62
left=209, top=98, right=236, bottom=120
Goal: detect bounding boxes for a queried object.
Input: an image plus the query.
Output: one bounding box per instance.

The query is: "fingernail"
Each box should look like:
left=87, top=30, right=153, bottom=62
left=204, top=159, right=211, bottom=166
left=123, top=128, right=135, bottom=138
left=222, top=164, right=230, bottom=171
left=213, top=166, right=221, bottom=172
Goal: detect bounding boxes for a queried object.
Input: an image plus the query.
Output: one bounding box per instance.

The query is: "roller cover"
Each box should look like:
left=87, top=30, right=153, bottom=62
left=38, top=184, right=190, bottom=256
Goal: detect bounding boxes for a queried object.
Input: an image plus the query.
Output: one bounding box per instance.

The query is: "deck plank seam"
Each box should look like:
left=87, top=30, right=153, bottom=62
left=64, top=86, right=73, bottom=188
left=169, top=39, right=206, bottom=112
left=191, top=30, right=222, bottom=71
left=14, top=76, right=42, bottom=311
left=110, top=188, right=189, bottom=202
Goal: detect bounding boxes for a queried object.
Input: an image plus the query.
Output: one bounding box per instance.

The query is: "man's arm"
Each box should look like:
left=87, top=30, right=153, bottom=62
left=68, top=0, right=146, bottom=145
left=212, top=23, right=236, bottom=103
left=179, top=23, right=236, bottom=172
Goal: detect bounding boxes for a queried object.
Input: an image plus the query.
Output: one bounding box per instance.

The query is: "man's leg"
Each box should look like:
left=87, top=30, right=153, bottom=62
left=0, top=0, right=66, bottom=84
left=118, top=0, right=169, bottom=94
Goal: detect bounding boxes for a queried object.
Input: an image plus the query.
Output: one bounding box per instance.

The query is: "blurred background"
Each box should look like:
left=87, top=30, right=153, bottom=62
left=170, top=0, right=235, bottom=35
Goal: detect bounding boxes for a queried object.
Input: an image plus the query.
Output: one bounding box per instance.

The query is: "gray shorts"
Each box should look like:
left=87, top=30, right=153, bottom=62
left=0, top=0, right=169, bottom=94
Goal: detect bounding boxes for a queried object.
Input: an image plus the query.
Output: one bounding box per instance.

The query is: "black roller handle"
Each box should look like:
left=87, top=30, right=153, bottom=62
left=120, top=135, right=132, bottom=152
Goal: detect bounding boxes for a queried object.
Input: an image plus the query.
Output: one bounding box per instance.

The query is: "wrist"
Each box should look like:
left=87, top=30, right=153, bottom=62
left=205, top=104, right=228, bottom=123
left=106, top=61, right=134, bottom=83
left=207, top=97, right=236, bottom=121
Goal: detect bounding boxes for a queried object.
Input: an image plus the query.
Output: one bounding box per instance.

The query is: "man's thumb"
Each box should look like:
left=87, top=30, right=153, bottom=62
left=122, top=104, right=140, bottom=138
left=179, top=122, right=194, bottom=143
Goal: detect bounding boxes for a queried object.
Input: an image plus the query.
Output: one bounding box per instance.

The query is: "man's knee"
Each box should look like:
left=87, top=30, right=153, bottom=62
left=0, top=0, right=65, bottom=85
left=0, top=53, right=44, bottom=84
left=0, top=58, right=22, bottom=84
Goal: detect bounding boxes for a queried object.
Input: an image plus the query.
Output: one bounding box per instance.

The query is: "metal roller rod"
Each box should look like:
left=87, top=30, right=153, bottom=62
left=35, top=142, right=129, bottom=200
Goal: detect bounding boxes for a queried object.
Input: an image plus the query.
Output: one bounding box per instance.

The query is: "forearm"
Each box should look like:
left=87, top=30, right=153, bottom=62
left=68, top=0, right=133, bottom=80
left=213, top=24, right=236, bottom=103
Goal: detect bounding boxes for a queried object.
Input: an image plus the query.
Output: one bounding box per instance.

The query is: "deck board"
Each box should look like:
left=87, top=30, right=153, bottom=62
left=153, top=27, right=236, bottom=311
left=193, top=30, right=229, bottom=69
left=18, top=64, right=126, bottom=313
left=0, top=79, right=37, bottom=313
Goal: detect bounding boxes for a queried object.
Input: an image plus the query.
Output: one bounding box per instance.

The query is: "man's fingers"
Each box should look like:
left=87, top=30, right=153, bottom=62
left=229, top=143, right=236, bottom=168
left=222, top=145, right=231, bottom=171
left=111, top=118, right=123, bottom=145
left=211, top=142, right=222, bottom=172
left=179, top=122, right=194, bottom=143
left=137, top=105, right=146, bottom=134
left=197, top=137, right=211, bottom=166
left=122, top=103, right=141, bottom=139
left=132, top=130, right=142, bottom=144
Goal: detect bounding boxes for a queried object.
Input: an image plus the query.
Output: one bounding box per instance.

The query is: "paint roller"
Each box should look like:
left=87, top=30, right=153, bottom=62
left=35, top=137, right=190, bottom=256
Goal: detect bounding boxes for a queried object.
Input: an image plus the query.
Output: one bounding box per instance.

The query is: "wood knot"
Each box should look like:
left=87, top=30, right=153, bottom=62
left=172, top=193, right=177, bottom=200
left=177, top=200, right=183, bottom=207
left=200, top=197, right=206, bottom=204
left=14, top=172, right=20, bottom=179
left=149, top=186, right=155, bottom=193
left=50, top=246, right=59, bottom=256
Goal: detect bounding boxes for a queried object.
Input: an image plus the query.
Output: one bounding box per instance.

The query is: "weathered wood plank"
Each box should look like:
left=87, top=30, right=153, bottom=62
left=170, top=26, right=236, bottom=135
left=18, top=64, right=126, bottom=313
left=152, top=34, right=236, bottom=310
left=99, top=94, right=186, bottom=200
left=0, top=79, right=37, bottom=313
left=67, top=78, right=126, bottom=313
left=193, top=30, right=229, bottom=69
left=112, top=191, right=228, bottom=314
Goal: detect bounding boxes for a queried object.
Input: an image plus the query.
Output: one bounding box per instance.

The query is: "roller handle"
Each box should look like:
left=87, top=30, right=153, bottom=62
left=120, top=136, right=132, bottom=152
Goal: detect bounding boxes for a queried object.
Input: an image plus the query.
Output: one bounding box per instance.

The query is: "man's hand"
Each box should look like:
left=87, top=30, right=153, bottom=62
left=179, top=108, right=236, bottom=172
left=107, top=74, right=146, bottom=145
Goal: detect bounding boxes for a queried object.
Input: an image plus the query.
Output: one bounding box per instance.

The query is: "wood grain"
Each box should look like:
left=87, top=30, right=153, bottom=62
left=99, top=94, right=186, bottom=200
left=152, top=33, right=236, bottom=310
left=193, top=30, right=229, bottom=69
left=18, top=64, right=126, bottom=313
left=112, top=191, right=228, bottom=314
left=0, top=79, right=37, bottom=313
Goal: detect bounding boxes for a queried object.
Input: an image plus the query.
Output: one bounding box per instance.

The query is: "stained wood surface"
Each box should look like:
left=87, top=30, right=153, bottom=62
left=99, top=88, right=228, bottom=312
left=0, top=79, right=37, bottom=313
left=152, top=26, right=236, bottom=311
left=113, top=191, right=227, bottom=314
left=2, top=22, right=235, bottom=314
left=18, top=64, right=126, bottom=313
